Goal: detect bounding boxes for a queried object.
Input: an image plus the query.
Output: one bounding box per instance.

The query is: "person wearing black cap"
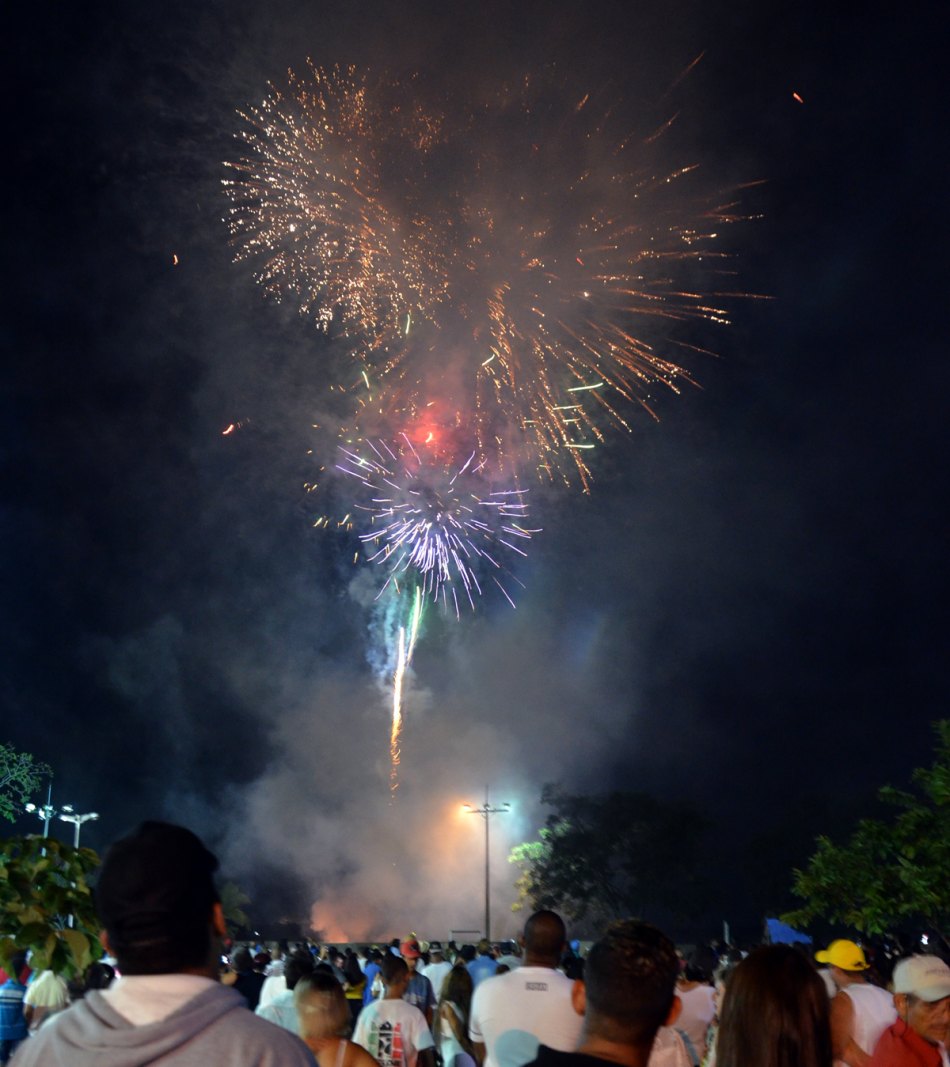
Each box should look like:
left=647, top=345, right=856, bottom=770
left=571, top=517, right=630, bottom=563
left=11, top=821, right=315, bottom=1067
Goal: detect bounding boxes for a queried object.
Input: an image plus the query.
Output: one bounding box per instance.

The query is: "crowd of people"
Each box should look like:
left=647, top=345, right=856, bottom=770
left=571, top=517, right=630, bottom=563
left=0, top=820, right=947, bottom=1067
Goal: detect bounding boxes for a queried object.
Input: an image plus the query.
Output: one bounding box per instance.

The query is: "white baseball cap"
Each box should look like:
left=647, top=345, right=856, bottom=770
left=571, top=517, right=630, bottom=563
left=893, top=956, right=950, bottom=1002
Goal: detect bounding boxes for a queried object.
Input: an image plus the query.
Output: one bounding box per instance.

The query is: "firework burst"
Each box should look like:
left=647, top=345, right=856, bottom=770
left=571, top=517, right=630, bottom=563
left=223, top=62, right=448, bottom=343
left=226, top=65, right=758, bottom=488
left=336, top=433, right=537, bottom=615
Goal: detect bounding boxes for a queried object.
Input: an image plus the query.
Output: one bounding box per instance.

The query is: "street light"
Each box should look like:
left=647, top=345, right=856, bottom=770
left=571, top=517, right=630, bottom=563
left=25, top=782, right=58, bottom=837
left=58, top=805, right=99, bottom=848
left=463, top=787, right=510, bottom=941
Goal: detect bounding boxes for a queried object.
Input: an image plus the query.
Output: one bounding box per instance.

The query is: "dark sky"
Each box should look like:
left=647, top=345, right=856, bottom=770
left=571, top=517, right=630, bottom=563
left=5, top=1, right=947, bottom=941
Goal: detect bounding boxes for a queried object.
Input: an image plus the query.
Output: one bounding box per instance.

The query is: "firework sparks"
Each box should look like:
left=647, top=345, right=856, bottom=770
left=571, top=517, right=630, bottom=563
left=336, top=434, right=538, bottom=614
left=223, top=63, right=447, bottom=343
left=224, top=64, right=758, bottom=786
left=225, top=65, right=758, bottom=487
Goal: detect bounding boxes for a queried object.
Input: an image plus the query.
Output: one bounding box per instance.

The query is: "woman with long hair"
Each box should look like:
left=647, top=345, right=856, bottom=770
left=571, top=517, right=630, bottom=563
left=715, top=945, right=833, bottom=1067
left=295, top=971, right=379, bottom=1067
left=343, top=953, right=367, bottom=1026
left=435, top=964, right=475, bottom=1067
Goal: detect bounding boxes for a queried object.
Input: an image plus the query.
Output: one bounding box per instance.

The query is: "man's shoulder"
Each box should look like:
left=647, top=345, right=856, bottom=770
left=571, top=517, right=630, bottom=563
left=850, top=981, right=896, bottom=1002
left=868, top=1020, right=941, bottom=1067
left=368, top=997, right=425, bottom=1018
left=479, top=967, right=572, bottom=996
left=168, top=989, right=316, bottom=1064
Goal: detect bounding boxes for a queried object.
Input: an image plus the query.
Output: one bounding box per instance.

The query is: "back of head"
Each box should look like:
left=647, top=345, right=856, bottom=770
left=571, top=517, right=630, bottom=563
left=232, top=947, right=254, bottom=973
left=441, top=962, right=474, bottom=1015
left=685, top=945, right=715, bottom=984
left=523, top=910, right=566, bottom=966
left=584, top=920, right=679, bottom=1050
left=285, top=950, right=316, bottom=991
left=716, top=945, right=832, bottom=1067
left=344, top=953, right=364, bottom=985
left=95, top=821, right=219, bottom=975
left=295, top=971, right=350, bottom=1040
left=382, top=954, right=409, bottom=985
left=84, top=961, right=116, bottom=991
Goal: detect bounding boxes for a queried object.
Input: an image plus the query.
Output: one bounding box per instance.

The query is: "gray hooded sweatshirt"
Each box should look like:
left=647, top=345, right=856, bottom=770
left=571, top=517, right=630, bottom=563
left=11, top=983, right=315, bottom=1067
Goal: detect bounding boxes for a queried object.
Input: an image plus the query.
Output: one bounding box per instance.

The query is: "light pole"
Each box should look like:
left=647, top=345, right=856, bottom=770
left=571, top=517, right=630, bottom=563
left=24, top=782, right=58, bottom=836
left=464, top=787, right=510, bottom=940
left=58, top=805, right=99, bottom=848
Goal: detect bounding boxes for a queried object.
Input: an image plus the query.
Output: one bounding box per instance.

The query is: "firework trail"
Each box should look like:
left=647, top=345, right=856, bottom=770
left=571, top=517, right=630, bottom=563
left=389, top=585, right=423, bottom=796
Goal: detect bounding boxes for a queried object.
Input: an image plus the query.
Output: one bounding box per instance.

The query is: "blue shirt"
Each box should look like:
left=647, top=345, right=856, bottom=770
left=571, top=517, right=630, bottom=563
left=363, top=962, right=382, bottom=1006
left=467, top=955, right=498, bottom=988
left=404, top=972, right=435, bottom=1016
left=0, top=978, right=28, bottom=1041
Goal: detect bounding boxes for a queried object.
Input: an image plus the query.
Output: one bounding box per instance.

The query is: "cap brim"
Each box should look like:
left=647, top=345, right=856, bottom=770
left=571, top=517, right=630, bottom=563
left=916, top=983, right=950, bottom=1002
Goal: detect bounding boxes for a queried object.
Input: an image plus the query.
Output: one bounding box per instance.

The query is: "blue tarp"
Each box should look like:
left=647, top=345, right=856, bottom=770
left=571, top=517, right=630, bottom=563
left=766, top=917, right=812, bottom=945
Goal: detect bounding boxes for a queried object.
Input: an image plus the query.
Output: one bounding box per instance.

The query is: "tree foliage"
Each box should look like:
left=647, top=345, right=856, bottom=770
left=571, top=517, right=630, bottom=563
left=0, top=742, right=52, bottom=822
left=220, top=881, right=252, bottom=936
left=784, top=720, right=950, bottom=940
left=0, top=835, right=102, bottom=978
left=508, top=784, right=709, bottom=930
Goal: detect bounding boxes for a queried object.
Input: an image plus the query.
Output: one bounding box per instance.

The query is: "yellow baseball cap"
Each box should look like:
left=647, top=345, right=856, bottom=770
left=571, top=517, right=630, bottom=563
left=815, top=939, right=869, bottom=970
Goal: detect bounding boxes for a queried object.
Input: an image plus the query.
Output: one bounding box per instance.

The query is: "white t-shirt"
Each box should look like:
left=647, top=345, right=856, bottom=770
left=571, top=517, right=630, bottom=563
left=469, top=966, right=582, bottom=1067
left=420, top=960, right=453, bottom=999
left=257, top=972, right=288, bottom=1010
left=649, top=1027, right=693, bottom=1067
left=837, top=983, right=898, bottom=1061
left=676, top=984, right=716, bottom=1060
left=100, top=974, right=218, bottom=1025
left=353, top=997, right=434, bottom=1067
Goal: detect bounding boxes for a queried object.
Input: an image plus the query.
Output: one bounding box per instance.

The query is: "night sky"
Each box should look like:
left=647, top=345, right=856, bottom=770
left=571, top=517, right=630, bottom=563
left=5, top=1, right=947, bottom=941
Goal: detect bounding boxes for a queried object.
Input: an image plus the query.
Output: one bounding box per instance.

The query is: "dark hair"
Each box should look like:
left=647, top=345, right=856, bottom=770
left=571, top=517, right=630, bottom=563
left=442, top=963, right=473, bottom=1015
left=84, top=961, right=116, bottom=990
left=584, top=919, right=679, bottom=1049
left=437, top=964, right=474, bottom=1057
left=381, top=954, right=408, bottom=984
left=460, top=944, right=476, bottom=963
left=685, top=946, right=715, bottom=984
left=524, top=911, right=566, bottom=963
left=95, top=821, right=219, bottom=975
left=343, top=953, right=364, bottom=986
left=285, top=951, right=316, bottom=991
left=716, top=945, right=832, bottom=1067
left=232, top=947, right=254, bottom=973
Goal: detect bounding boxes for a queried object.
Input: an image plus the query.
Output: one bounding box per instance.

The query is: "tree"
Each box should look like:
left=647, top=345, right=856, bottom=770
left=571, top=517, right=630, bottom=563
left=508, top=784, right=710, bottom=931
left=0, top=742, right=52, bottom=822
left=219, top=881, right=252, bottom=937
left=0, top=835, right=102, bottom=978
left=784, top=720, right=950, bottom=944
